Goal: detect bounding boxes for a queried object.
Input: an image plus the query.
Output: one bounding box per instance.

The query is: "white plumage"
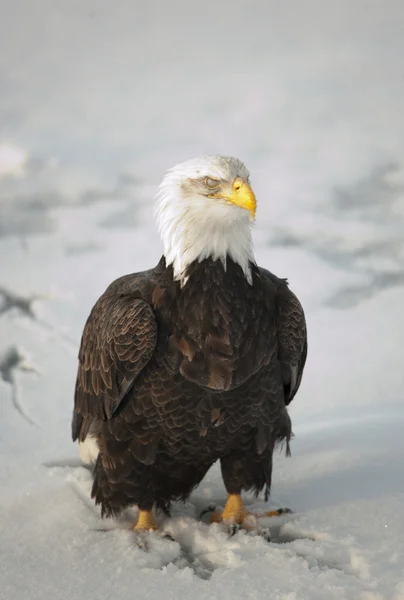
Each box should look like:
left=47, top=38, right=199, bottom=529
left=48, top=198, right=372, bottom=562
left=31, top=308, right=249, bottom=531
left=155, top=156, right=256, bottom=285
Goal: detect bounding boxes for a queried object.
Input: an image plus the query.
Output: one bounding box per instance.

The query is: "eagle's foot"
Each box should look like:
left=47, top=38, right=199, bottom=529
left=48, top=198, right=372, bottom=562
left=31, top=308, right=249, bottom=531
left=133, top=528, right=177, bottom=552
left=255, top=527, right=272, bottom=542
left=255, top=507, right=293, bottom=518
left=209, top=494, right=253, bottom=528
left=133, top=509, right=158, bottom=532
left=224, top=521, right=271, bottom=541
left=208, top=496, right=293, bottom=536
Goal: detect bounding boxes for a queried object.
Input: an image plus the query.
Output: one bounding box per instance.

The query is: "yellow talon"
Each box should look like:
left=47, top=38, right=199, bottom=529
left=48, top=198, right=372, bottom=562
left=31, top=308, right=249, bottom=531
left=262, top=510, right=281, bottom=517
left=210, top=510, right=224, bottom=523
left=210, top=494, right=248, bottom=524
left=134, top=509, right=158, bottom=531
left=256, top=508, right=292, bottom=518
left=222, top=493, right=248, bottom=523
left=209, top=496, right=291, bottom=525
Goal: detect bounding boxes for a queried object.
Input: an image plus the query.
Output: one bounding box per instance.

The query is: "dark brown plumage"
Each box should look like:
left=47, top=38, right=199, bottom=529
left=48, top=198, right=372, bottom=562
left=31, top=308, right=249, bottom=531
left=72, top=256, right=307, bottom=518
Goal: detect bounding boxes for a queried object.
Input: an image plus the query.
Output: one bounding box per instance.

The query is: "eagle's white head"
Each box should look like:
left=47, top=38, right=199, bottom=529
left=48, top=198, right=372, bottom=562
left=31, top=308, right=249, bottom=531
left=155, top=155, right=256, bottom=285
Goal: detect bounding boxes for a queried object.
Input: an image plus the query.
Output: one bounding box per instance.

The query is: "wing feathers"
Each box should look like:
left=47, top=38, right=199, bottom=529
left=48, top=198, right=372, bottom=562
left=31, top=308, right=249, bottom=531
left=276, top=286, right=307, bottom=404
left=260, top=268, right=307, bottom=405
left=73, top=293, right=157, bottom=441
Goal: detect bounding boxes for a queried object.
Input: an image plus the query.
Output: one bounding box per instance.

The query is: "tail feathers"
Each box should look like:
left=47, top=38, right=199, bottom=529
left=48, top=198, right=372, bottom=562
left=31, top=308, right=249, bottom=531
left=276, top=430, right=293, bottom=457
left=276, top=409, right=293, bottom=457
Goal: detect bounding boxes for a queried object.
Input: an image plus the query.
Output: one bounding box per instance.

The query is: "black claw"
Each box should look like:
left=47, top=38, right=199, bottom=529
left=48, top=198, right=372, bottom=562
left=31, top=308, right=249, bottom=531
left=199, top=503, right=217, bottom=519
left=277, top=508, right=293, bottom=515
left=261, top=529, right=271, bottom=542
left=135, top=535, right=148, bottom=551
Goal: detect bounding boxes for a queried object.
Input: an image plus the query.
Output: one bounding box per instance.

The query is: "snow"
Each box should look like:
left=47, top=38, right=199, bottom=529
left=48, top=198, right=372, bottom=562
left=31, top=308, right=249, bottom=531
left=1, top=0, right=404, bottom=598
left=0, top=143, right=28, bottom=178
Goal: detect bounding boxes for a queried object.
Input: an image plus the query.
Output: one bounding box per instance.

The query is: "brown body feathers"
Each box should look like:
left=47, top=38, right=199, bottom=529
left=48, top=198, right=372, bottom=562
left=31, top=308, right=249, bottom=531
left=72, top=257, right=307, bottom=516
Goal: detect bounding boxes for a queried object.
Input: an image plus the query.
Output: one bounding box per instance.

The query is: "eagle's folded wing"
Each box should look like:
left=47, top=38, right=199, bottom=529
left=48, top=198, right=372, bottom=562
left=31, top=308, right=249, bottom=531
left=72, top=293, right=157, bottom=442
left=277, top=284, right=307, bottom=405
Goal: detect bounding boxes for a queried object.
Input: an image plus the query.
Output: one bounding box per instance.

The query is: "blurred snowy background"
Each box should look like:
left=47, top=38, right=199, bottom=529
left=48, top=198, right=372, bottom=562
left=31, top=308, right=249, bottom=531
left=1, top=1, right=404, bottom=599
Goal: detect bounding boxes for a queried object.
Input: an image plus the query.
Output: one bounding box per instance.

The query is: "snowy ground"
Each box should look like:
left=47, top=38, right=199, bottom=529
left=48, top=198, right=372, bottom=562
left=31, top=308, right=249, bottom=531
left=1, top=1, right=404, bottom=599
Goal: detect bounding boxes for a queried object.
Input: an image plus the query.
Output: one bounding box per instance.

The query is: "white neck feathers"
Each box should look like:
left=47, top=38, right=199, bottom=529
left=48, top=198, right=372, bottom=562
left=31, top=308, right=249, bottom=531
left=155, top=182, right=255, bottom=286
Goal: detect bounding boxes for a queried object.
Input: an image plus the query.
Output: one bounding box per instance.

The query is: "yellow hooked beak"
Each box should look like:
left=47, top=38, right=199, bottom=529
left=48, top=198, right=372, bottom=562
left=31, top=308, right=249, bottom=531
left=209, top=177, right=256, bottom=221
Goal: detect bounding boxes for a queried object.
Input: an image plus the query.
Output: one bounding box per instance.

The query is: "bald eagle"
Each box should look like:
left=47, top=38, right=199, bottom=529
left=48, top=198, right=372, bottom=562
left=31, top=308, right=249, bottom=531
left=72, top=156, right=307, bottom=532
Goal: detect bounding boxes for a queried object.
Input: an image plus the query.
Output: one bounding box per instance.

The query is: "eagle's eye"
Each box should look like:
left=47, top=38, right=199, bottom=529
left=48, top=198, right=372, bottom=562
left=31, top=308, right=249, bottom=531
left=205, top=177, right=220, bottom=189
